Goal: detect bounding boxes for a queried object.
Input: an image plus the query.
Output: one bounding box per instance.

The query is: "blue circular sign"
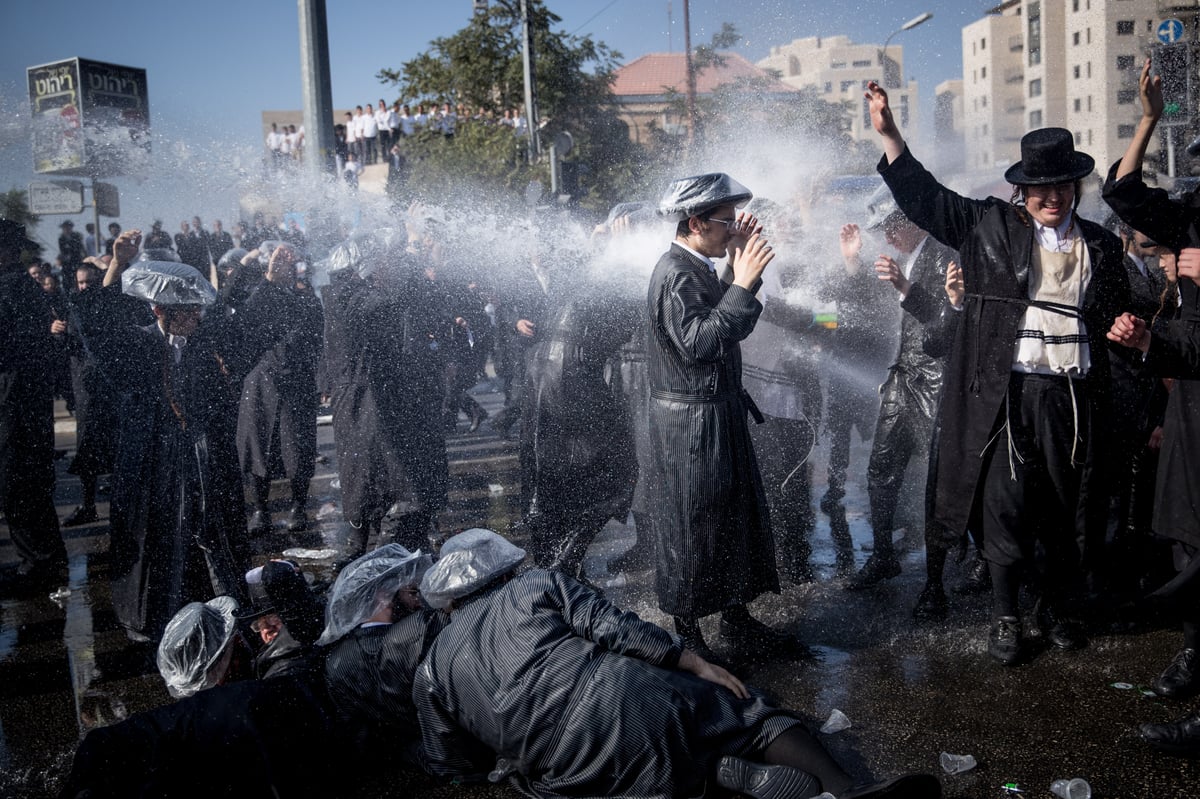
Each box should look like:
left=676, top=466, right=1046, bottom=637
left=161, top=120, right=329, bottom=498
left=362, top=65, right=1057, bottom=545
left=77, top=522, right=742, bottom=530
left=1158, top=18, right=1184, bottom=44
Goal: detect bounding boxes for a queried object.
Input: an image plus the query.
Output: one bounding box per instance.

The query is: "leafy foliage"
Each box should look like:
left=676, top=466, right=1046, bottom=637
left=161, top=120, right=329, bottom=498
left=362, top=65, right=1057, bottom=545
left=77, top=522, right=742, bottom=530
left=1, top=188, right=43, bottom=263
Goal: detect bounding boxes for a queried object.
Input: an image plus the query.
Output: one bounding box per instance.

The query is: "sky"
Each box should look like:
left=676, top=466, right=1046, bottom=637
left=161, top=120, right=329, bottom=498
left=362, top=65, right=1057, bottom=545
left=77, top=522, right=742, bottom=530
left=0, top=0, right=985, bottom=254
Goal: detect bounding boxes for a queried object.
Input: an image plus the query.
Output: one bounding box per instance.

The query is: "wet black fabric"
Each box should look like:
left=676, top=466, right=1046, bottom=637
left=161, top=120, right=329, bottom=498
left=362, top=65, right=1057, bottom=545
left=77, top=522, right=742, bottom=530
left=236, top=280, right=324, bottom=483
left=866, top=238, right=955, bottom=546
left=413, top=569, right=803, bottom=798
left=0, top=265, right=64, bottom=568
left=60, top=674, right=335, bottom=799
left=520, top=285, right=639, bottom=569
left=645, top=244, right=778, bottom=619
left=880, top=148, right=1129, bottom=540
left=75, top=286, right=254, bottom=640
left=320, top=270, right=448, bottom=533
left=1103, top=164, right=1200, bottom=550
left=324, top=610, right=447, bottom=769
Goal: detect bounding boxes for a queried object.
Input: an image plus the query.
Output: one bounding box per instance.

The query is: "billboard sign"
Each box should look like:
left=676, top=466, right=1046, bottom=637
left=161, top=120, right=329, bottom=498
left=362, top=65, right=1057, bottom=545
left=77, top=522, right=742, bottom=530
left=28, top=58, right=150, bottom=177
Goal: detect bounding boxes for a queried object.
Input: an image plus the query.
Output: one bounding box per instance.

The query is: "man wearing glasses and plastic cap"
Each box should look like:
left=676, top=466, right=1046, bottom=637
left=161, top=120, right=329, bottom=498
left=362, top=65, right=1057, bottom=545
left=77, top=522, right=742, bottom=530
left=645, top=173, right=806, bottom=662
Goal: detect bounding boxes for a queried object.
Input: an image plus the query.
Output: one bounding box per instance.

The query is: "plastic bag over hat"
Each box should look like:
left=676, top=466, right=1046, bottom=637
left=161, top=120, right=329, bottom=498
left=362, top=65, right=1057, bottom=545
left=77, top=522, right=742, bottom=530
left=316, top=544, right=433, bottom=646
left=217, top=247, right=249, bottom=272
left=138, top=248, right=181, bottom=263
left=156, top=595, right=239, bottom=698
left=863, top=183, right=904, bottom=231
left=325, top=227, right=406, bottom=280
left=122, top=260, right=218, bottom=307
left=656, top=173, right=753, bottom=221
left=420, top=528, right=527, bottom=611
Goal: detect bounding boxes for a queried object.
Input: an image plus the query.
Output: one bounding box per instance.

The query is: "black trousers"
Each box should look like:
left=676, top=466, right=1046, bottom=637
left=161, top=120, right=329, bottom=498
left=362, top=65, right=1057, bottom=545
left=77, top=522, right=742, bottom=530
left=866, top=378, right=935, bottom=551
left=750, top=414, right=815, bottom=579
left=981, top=373, right=1090, bottom=597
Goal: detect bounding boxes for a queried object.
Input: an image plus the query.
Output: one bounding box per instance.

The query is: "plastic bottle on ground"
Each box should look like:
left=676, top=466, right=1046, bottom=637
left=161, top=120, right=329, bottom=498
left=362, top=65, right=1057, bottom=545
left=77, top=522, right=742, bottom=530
left=1050, top=778, right=1091, bottom=799
left=939, top=752, right=977, bottom=774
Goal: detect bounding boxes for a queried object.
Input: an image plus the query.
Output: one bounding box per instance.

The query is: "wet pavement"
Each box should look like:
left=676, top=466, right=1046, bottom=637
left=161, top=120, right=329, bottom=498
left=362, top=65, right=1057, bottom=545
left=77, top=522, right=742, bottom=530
left=1, top=387, right=1196, bottom=797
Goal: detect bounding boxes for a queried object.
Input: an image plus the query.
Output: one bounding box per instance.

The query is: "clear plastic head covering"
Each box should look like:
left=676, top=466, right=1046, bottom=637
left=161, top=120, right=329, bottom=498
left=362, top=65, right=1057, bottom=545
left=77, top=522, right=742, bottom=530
left=122, top=260, right=218, bottom=307
left=420, top=529, right=527, bottom=611
left=325, top=227, right=406, bottom=280
left=217, top=247, right=249, bottom=272
left=316, top=544, right=433, bottom=646
left=656, top=173, right=753, bottom=221
left=138, top=248, right=181, bottom=263
left=156, top=595, right=239, bottom=699
left=864, top=183, right=905, bottom=231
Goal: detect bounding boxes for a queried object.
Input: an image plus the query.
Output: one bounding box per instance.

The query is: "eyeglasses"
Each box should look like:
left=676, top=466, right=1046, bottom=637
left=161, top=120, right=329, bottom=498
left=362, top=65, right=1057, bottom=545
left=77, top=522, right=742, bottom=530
left=705, top=216, right=740, bottom=230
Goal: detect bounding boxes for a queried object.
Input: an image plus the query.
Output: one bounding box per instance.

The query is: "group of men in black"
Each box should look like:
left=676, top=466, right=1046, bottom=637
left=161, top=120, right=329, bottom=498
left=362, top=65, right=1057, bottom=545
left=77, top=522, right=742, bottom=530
left=5, top=53, right=1200, bottom=795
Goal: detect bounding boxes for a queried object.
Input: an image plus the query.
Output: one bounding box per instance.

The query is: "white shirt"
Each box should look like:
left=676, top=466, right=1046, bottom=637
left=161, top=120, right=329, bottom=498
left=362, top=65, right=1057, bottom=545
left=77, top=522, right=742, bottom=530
left=672, top=240, right=717, bottom=273
left=361, top=112, right=378, bottom=137
left=266, top=130, right=283, bottom=151
left=377, top=108, right=392, bottom=131
left=398, top=114, right=414, bottom=136
left=895, top=234, right=928, bottom=301
left=344, top=120, right=357, bottom=143
left=1033, top=212, right=1076, bottom=254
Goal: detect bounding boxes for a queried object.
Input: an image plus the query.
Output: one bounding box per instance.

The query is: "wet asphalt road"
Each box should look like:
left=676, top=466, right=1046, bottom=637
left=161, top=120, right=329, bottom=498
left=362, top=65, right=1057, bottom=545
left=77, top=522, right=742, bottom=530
left=1, top=388, right=1196, bottom=798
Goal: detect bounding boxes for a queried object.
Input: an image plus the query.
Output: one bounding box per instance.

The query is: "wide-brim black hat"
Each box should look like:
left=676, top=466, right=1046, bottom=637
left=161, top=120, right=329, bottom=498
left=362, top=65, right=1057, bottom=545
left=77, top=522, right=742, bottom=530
left=1004, top=127, right=1095, bottom=186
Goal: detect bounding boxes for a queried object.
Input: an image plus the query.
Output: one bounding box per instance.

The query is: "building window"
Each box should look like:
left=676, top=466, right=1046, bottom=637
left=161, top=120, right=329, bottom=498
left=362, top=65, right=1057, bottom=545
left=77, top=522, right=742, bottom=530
left=1029, top=2, right=1041, bottom=66
left=983, top=123, right=988, bottom=135
left=1030, top=78, right=1043, bottom=98
left=982, top=66, right=987, bottom=78
left=840, top=80, right=857, bottom=92
left=1116, top=20, right=1134, bottom=35
left=1117, top=55, right=1136, bottom=70
left=1072, top=0, right=1078, bottom=9
left=1087, top=28, right=1092, bottom=44
left=900, top=94, right=910, bottom=128
left=1074, top=98, right=1081, bottom=111
left=982, top=37, right=987, bottom=50
left=1088, top=95, right=1092, bottom=111
left=1073, top=31, right=1080, bottom=45
left=1075, top=131, right=1082, bottom=145
left=831, top=61, right=846, bottom=69
left=852, top=59, right=872, bottom=67
left=1073, top=65, right=1081, bottom=79
left=1087, top=62, right=1092, bottom=78
left=1088, top=129, right=1093, bottom=145
left=982, top=95, right=988, bottom=107
left=1117, top=89, right=1136, bottom=104
left=824, top=82, right=832, bottom=93
left=1031, top=109, right=1043, bottom=127
left=1118, top=124, right=1135, bottom=139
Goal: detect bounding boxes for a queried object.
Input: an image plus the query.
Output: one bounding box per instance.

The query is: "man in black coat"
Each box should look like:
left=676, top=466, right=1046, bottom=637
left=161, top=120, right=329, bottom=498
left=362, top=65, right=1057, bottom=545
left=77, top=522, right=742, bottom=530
left=0, top=220, right=66, bottom=590
left=839, top=188, right=958, bottom=614
left=867, top=82, right=1131, bottom=666
left=646, top=173, right=802, bottom=660
left=237, top=249, right=325, bottom=535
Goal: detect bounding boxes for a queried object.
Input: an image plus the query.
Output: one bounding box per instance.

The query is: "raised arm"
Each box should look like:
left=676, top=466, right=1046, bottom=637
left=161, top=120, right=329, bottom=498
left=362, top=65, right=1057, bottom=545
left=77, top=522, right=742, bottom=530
left=1115, top=58, right=1163, bottom=182
left=866, top=81, right=905, bottom=164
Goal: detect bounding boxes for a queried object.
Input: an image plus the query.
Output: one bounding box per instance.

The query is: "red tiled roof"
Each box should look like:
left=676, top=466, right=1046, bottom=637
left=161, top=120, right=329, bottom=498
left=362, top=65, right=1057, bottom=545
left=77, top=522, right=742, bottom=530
left=612, top=52, right=798, bottom=97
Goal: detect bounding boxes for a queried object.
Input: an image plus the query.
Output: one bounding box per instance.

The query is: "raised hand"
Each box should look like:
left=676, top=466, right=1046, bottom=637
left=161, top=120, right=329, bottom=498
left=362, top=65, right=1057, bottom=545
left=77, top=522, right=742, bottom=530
left=730, top=232, right=775, bottom=291
left=1140, top=57, right=1164, bottom=121
left=874, top=254, right=911, bottom=295
left=945, top=260, right=964, bottom=308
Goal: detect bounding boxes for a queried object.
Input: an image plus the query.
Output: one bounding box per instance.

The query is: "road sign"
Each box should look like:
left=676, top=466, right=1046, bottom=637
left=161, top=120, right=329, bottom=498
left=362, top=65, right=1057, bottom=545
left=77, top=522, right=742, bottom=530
left=1158, top=18, right=1184, bottom=45
left=94, top=181, right=119, bottom=217
left=28, top=180, right=83, bottom=214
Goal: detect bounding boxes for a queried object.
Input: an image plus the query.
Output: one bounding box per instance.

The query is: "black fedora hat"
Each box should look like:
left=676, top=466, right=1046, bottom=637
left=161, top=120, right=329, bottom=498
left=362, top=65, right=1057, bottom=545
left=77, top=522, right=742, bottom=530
left=1004, top=128, right=1095, bottom=186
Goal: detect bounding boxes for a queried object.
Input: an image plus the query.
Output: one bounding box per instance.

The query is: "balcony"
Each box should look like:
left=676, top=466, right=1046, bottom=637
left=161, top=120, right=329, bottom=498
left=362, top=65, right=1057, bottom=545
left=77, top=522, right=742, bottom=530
left=1009, top=35, right=1024, bottom=52
left=1004, top=67, right=1024, bottom=84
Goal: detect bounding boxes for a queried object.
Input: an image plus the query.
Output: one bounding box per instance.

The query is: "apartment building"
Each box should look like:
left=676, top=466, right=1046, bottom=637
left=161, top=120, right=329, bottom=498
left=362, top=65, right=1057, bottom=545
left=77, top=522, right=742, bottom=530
left=757, top=35, right=920, bottom=144
left=962, top=0, right=1160, bottom=176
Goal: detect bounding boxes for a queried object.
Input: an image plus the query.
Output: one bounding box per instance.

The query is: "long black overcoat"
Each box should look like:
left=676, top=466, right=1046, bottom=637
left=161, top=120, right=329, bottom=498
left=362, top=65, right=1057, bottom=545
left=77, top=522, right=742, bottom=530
left=413, top=569, right=802, bottom=799
left=236, top=280, right=324, bottom=481
left=77, top=286, right=251, bottom=640
left=880, top=148, right=1130, bottom=537
left=1103, top=163, right=1200, bottom=549
left=645, top=244, right=777, bottom=619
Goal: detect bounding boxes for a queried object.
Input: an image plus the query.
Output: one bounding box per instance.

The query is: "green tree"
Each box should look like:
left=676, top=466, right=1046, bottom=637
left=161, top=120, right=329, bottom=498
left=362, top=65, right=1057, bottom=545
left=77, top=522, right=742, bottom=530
left=377, top=0, right=648, bottom=212
left=1, top=188, right=43, bottom=263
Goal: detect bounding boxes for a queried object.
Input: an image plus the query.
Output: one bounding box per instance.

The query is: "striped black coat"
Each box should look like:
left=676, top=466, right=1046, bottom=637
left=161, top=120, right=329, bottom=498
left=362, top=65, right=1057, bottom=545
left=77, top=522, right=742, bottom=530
left=413, top=569, right=802, bottom=798
left=644, top=244, right=778, bottom=618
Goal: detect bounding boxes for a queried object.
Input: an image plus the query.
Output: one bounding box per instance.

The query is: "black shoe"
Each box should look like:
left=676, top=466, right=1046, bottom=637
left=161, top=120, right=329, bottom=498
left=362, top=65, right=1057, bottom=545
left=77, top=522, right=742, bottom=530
left=1154, top=648, right=1200, bottom=699
left=719, top=614, right=812, bottom=660
left=844, top=553, right=901, bottom=591
left=912, top=584, right=948, bottom=621
left=1036, top=605, right=1087, bottom=651
left=1139, top=710, right=1200, bottom=756
left=248, top=509, right=272, bottom=537
left=62, top=505, right=98, bottom=527
left=956, top=553, right=990, bottom=595
left=988, top=616, right=1023, bottom=666
left=286, top=504, right=309, bottom=532
left=840, top=773, right=943, bottom=799
left=715, top=756, right=820, bottom=799
left=468, top=406, right=489, bottom=433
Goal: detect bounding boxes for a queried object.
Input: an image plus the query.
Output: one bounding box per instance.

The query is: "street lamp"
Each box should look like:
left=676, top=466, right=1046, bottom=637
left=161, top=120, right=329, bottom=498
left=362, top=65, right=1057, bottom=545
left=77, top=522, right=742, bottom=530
left=879, top=11, right=933, bottom=89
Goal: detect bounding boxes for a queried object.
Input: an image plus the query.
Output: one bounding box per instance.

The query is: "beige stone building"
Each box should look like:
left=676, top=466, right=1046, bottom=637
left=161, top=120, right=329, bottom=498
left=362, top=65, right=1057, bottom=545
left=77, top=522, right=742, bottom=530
left=961, top=0, right=1161, bottom=177
left=756, top=35, right=921, bottom=144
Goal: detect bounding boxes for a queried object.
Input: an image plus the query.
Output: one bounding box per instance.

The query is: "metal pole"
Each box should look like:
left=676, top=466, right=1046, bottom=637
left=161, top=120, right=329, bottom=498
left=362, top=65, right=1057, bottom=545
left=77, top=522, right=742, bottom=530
left=521, top=0, right=540, bottom=162
left=90, top=178, right=101, bottom=257
left=298, top=0, right=336, bottom=178
left=683, top=0, right=697, bottom=146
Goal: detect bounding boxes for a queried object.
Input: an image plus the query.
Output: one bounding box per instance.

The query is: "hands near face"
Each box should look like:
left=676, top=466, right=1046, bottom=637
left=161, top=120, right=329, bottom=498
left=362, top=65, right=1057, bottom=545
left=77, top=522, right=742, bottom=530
left=874, top=254, right=911, bottom=296
left=265, top=244, right=299, bottom=286
left=729, top=214, right=774, bottom=291
left=112, top=229, right=142, bottom=266
left=839, top=223, right=862, bottom=263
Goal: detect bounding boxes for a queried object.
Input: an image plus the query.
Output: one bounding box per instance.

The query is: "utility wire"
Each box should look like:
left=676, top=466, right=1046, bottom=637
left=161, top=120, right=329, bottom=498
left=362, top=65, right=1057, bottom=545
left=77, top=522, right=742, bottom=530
left=569, top=0, right=624, bottom=35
